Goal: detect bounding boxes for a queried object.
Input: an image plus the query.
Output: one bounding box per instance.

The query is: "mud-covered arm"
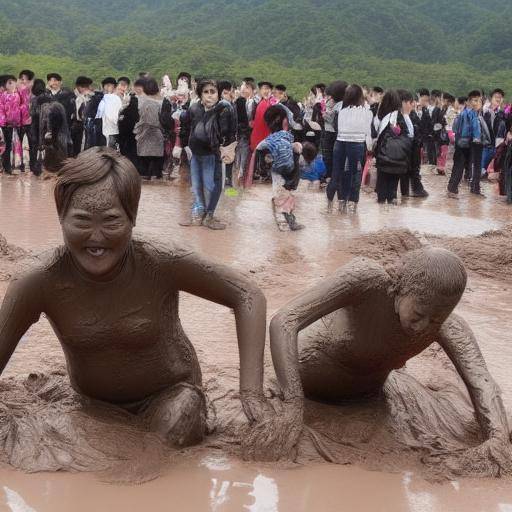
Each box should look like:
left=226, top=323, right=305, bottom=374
left=270, top=258, right=388, bottom=402
left=439, top=314, right=510, bottom=441
left=0, top=274, right=44, bottom=377
left=169, top=250, right=267, bottom=414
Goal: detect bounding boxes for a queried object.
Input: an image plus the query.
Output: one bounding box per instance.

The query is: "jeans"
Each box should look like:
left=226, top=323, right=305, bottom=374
left=481, top=146, right=496, bottom=173
left=448, top=143, right=482, bottom=194
left=190, top=153, right=221, bottom=215
left=327, top=141, right=365, bottom=202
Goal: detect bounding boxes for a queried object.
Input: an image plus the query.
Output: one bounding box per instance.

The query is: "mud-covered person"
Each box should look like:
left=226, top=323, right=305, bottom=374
left=0, top=146, right=270, bottom=449
left=267, top=248, right=512, bottom=469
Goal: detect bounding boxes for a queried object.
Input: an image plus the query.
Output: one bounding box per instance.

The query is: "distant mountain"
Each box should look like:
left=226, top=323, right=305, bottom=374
left=1, top=0, right=511, bottom=96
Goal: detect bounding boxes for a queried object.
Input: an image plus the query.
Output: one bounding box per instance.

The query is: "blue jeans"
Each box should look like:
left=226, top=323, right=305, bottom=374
left=327, top=141, right=365, bottom=202
left=481, top=146, right=496, bottom=173
left=190, top=153, right=221, bottom=215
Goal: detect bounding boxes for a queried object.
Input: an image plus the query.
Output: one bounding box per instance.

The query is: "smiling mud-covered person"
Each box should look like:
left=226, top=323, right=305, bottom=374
left=0, top=146, right=269, bottom=449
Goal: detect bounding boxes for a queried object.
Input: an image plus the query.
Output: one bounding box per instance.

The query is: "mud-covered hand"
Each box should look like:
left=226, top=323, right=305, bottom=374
left=241, top=396, right=304, bottom=462
left=430, top=436, right=512, bottom=478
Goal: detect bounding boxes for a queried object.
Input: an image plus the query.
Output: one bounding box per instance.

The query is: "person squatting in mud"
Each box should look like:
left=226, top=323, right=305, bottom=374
left=268, top=248, right=512, bottom=464
left=0, top=146, right=271, bottom=449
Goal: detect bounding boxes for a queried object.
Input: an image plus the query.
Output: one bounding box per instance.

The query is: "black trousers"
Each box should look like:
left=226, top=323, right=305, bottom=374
left=320, top=130, right=337, bottom=180
left=376, top=170, right=401, bottom=203
left=138, top=156, right=164, bottom=179
left=448, top=143, right=483, bottom=194
left=70, top=121, right=84, bottom=157
left=400, top=144, right=425, bottom=195
left=424, top=136, right=437, bottom=165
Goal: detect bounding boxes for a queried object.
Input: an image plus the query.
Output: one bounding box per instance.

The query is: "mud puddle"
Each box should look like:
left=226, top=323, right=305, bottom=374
left=1, top=172, right=512, bottom=510
left=2, top=454, right=512, bottom=512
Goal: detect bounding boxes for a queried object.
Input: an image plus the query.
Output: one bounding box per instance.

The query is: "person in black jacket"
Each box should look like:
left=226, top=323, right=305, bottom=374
left=179, top=80, right=229, bottom=230
left=118, top=93, right=140, bottom=167
left=374, top=90, right=413, bottom=204
left=43, top=73, right=76, bottom=136
left=398, top=90, right=429, bottom=198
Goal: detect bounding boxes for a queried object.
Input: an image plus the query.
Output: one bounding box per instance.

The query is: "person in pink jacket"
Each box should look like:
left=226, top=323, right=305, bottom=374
left=0, top=74, right=31, bottom=174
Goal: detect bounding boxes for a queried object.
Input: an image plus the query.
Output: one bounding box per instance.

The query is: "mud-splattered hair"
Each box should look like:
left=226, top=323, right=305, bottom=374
left=54, top=147, right=141, bottom=224
left=395, top=247, right=467, bottom=300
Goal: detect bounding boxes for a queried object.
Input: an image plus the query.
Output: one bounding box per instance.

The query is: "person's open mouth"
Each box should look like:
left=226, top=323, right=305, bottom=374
left=85, top=247, right=107, bottom=257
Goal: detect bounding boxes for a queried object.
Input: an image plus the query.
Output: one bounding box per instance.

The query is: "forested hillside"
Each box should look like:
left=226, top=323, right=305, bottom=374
left=1, top=0, right=511, bottom=96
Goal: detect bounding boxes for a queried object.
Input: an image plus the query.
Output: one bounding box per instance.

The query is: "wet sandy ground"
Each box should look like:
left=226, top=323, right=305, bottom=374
left=1, top=170, right=512, bottom=511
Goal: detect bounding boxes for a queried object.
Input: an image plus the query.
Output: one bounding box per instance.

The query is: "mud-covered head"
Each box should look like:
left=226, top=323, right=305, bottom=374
left=55, top=147, right=141, bottom=281
left=394, top=247, right=467, bottom=335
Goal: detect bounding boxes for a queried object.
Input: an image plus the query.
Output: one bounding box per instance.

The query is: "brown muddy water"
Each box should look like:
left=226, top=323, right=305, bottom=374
left=1, top=170, right=512, bottom=511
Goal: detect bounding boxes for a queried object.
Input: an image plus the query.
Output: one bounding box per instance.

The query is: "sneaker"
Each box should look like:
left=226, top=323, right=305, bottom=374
left=179, top=213, right=204, bottom=227
left=411, top=189, right=429, bottom=198
left=447, top=191, right=459, bottom=199
left=203, top=213, right=226, bottom=230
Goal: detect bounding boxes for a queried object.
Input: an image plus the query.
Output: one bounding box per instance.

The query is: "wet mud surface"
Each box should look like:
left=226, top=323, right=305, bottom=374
left=1, top=170, right=512, bottom=511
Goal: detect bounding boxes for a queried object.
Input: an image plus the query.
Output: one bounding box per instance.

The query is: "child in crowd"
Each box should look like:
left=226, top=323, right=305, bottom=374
left=256, top=105, right=304, bottom=231
left=299, top=141, right=326, bottom=190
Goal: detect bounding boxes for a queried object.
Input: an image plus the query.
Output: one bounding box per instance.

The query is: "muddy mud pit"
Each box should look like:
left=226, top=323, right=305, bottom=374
left=1, top=171, right=512, bottom=511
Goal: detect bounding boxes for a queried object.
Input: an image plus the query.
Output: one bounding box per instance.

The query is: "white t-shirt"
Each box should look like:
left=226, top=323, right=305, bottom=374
left=98, top=93, right=122, bottom=138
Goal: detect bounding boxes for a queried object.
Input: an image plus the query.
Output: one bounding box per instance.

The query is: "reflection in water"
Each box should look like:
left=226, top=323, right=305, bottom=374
left=403, top=472, right=438, bottom=512
left=245, top=475, right=279, bottom=512
left=3, top=487, right=37, bottom=512
left=209, top=475, right=279, bottom=512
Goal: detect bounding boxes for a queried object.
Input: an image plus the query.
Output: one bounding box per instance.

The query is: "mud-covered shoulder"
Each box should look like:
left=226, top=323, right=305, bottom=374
left=131, top=236, right=195, bottom=265
left=332, top=256, right=392, bottom=292
left=8, top=245, right=69, bottom=285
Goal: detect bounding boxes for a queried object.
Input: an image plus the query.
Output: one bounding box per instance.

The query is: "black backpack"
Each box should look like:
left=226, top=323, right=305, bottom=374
left=376, top=124, right=413, bottom=167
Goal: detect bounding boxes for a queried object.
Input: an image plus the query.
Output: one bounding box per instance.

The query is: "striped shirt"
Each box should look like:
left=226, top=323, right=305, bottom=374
left=337, top=106, right=374, bottom=147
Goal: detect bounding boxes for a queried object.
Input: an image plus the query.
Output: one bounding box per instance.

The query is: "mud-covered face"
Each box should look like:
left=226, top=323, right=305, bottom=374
left=395, top=294, right=455, bottom=335
left=61, top=178, right=133, bottom=281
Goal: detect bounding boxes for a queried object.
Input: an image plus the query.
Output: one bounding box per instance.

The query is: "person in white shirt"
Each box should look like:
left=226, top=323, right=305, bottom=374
left=325, top=84, right=373, bottom=213
left=97, top=77, right=122, bottom=149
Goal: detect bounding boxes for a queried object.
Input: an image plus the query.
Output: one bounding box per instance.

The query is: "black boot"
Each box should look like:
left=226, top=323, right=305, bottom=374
left=283, top=212, right=304, bottom=231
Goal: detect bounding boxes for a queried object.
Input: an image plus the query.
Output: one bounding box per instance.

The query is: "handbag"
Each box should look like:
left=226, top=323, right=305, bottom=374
left=376, top=125, right=413, bottom=167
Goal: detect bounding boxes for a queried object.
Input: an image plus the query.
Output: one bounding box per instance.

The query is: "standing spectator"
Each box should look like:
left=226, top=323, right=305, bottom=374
left=321, top=80, right=347, bottom=183
left=180, top=79, right=226, bottom=229
left=482, top=88, right=507, bottom=178
left=71, top=76, right=93, bottom=156
left=217, top=80, right=238, bottom=187
left=447, top=90, right=483, bottom=198
left=0, top=75, right=29, bottom=174
left=326, top=84, right=372, bottom=213
left=17, top=69, right=36, bottom=173
left=97, top=77, right=122, bottom=149
left=234, top=80, right=255, bottom=181
left=44, top=73, right=76, bottom=130
left=133, top=78, right=165, bottom=180
left=374, top=90, right=412, bottom=204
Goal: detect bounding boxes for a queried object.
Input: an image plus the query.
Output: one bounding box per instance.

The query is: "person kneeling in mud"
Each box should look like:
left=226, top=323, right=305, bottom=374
left=0, top=147, right=269, bottom=449
left=256, top=106, right=304, bottom=231
left=269, top=248, right=511, bottom=462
